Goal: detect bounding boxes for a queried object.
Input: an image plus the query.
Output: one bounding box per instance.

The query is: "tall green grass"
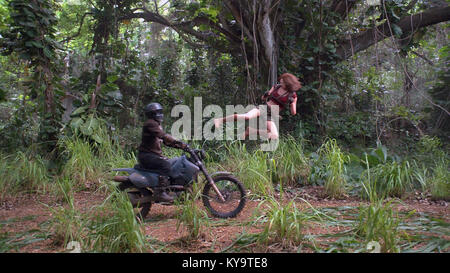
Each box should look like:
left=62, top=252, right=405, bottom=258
left=0, top=151, right=50, bottom=197
left=412, top=136, right=449, bottom=201
left=356, top=155, right=412, bottom=253
left=48, top=198, right=86, bottom=248
left=59, top=126, right=137, bottom=190
left=221, top=141, right=274, bottom=198
left=47, top=177, right=85, bottom=247
left=85, top=184, right=147, bottom=253
left=317, top=139, right=349, bottom=198
left=253, top=198, right=310, bottom=247
left=355, top=201, right=404, bottom=253
left=429, top=160, right=450, bottom=201
left=272, top=136, right=310, bottom=187
left=175, top=182, right=210, bottom=240
left=59, top=136, right=98, bottom=189
left=358, top=144, right=414, bottom=199
left=48, top=184, right=147, bottom=253
left=49, top=127, right=148, bottom=252
left=217, top=137, right=310, bottom=198
left=362, top=161, right=413, bottom=198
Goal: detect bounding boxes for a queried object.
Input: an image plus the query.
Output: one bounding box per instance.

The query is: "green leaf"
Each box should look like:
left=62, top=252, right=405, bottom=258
left=374, top=146, right=388, bottom=163
left=25, top=41, right=44, bottom=49
left=365, top=154, right=381, bottom=168
left=70, top=117, right=84, bottom=131
left=43, top=47, right=53, bottom=58
left=80, top=115, right=99, bottom=136
left=91, top=133, right=103, bottom=144
left=106, top=74, right=119, bottom=83
left=70, top=106, right=88, bottom=117
left=392, top=24, right=403, bottom=37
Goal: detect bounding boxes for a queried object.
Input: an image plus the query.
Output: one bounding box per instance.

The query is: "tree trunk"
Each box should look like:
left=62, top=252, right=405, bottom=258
left=259, top=0, right=278, bottom=87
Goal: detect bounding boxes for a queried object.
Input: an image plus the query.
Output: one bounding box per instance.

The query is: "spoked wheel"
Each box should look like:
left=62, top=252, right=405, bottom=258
left=202, top=175, right=246, bottom=218
left=118, top=182, right=152, bottom=220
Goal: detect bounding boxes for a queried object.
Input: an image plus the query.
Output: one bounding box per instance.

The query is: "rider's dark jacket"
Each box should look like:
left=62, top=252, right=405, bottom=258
left=138, top=119, right=183, bottom=157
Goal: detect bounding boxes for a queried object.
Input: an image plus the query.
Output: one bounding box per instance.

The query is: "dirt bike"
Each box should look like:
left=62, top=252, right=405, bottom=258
left=112, top=147, right=246, bottom=219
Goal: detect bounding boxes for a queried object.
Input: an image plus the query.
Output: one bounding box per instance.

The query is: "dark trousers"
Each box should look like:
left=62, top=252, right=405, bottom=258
left=137, top=152, right=172, bottom=177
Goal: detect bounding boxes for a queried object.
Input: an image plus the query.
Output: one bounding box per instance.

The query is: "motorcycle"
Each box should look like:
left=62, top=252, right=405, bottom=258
left=112, top=147, right=246, bottom=219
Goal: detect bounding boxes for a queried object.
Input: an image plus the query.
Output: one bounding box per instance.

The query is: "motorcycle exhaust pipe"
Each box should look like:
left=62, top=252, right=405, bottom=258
left=113, top=176, right=129, bottom=182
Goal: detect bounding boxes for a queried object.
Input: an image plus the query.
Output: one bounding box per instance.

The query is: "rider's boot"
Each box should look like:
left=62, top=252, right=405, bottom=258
left=153, top=176, right=174, bottom=203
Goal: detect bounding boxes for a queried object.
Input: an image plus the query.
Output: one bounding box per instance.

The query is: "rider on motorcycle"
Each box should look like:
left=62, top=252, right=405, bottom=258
left=138, top=102, right=189, bottom=203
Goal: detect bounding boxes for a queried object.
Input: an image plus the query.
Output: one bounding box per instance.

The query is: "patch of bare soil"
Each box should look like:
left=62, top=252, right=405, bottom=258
left=0, top=186, right=448, bottom=253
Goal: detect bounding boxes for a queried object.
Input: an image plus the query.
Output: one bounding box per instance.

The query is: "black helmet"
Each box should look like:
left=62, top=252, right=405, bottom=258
left=144, top=102, right=164, bottom=123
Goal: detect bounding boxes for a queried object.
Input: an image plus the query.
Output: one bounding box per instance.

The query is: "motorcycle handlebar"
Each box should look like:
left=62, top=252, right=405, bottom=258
left=184, top=147, right=206, bottom=161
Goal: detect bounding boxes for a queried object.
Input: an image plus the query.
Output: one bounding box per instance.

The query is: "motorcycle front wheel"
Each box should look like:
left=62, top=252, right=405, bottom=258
left=202, top=174, right=246, bottom=218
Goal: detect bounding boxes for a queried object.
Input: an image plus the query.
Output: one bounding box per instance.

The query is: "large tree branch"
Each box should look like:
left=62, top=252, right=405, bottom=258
left=336, top=6, right=450, bottom=60
left=119, top=9, right=242, bottom=54
left=223, top=0, right=255, bottom=43
left=60, top=12, right=92, bottom=44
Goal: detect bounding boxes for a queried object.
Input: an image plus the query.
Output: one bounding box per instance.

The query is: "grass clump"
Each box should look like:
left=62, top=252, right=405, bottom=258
left=175, top=182, right=209, bottom=240
left=48, top=200, right=86, bottom=248
left=84, top=185, right=147, bottom=253
left=47, top=180, right=85, bottom=248
left=363, top=160, right=413, bottom=199
left=429, top=161, right=450, bottom=201
left=317, top=139, right=349, bottom=199
left=254, top=198, right=309, bottom=247
left=59, top=136, right=98, bottom=189
left=358, top=144, right=414, bottom=199
left=222, top=141, right=274, bottom=198
left=355, top=201, right=404, bottom=253
left=272, top=136, right=310, bottom=187
left=355, top=156, right=413, bottom=253
left=48, top=183, right=147, bottom=253
left=412, top=135, right=449, bottom=200
left=0, top=151, right=50, bottom=197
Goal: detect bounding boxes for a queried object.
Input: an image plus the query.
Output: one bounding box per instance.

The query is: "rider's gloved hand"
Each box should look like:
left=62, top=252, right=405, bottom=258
left=181, top=142, right=190, bottom=151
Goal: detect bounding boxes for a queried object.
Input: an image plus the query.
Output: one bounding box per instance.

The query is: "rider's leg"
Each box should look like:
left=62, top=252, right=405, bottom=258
left=214, top=108, right=260, bottom=128
left=137, top=152, right=174, bottom=202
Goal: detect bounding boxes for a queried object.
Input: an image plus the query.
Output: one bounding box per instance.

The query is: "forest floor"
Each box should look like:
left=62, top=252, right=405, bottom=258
left=0, top=186, right=448, bottom=253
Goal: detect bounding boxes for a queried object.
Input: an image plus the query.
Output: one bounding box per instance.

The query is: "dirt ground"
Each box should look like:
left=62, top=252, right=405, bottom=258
left=0, top=186, right=448, bottom=253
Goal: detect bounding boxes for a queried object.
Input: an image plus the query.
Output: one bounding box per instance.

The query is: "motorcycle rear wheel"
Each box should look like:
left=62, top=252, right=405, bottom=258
left=202, top=174, right=246, bottom=218
left=127, top=190, right=152, bottom=220
left=118, top=182, right=152, bottom=220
